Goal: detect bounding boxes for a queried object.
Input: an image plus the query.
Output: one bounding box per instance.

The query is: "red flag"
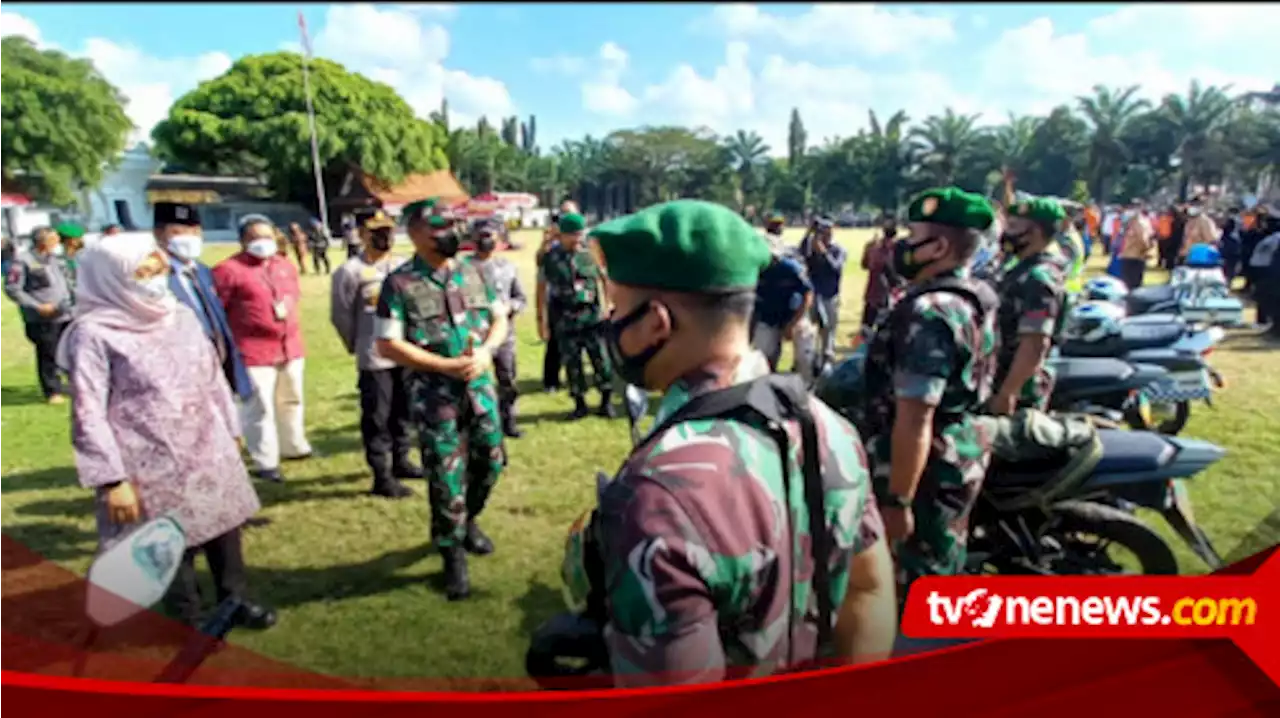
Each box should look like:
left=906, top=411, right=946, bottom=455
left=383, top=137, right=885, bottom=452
left=297, top=11, right=312, bottom=58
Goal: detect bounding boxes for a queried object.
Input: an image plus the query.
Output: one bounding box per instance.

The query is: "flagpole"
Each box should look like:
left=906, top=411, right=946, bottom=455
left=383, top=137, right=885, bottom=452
left=298, top=12, right=330, bottom=233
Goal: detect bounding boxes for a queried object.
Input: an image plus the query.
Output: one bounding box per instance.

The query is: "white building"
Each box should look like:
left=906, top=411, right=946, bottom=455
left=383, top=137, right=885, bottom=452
left=80, top=143, right=163, bottom=230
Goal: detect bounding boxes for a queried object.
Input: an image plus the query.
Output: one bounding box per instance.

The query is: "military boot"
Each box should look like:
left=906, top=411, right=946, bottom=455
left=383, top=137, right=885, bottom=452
left=597, top=389, right=617, bottom=418
left=463, top=521, right=494, bottom=555
left=370, top=476, right=414, bottom=499
left=569, top=396, right=590, bottom=420
left=440, top=546, right=471, bottom=601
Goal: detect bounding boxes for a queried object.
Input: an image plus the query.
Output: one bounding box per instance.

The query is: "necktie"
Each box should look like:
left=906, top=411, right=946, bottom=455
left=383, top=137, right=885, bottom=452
left=185, top=268, right=228, bottom=364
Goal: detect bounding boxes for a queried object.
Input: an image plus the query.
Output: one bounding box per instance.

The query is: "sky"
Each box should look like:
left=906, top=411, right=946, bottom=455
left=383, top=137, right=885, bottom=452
left=1, top=3, right=1275, bottom=155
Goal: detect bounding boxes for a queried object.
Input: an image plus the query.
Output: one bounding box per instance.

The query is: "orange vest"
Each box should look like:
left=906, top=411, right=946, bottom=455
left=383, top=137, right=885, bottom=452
left=1243, top=214, right=1258, bottom=231
left=1157, top=213, right=1173, bottom=239
left=1085, top=207, right=1101, bottom=236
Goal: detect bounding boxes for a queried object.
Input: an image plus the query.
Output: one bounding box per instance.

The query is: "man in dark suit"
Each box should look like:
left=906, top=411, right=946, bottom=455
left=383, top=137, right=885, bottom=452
left=154, top=202, right=255, bottom=402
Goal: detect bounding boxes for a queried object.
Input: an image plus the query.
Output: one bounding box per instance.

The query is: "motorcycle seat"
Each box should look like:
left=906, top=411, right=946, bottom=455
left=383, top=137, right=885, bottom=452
left=1060, top=322, right=1186, bottom=357
left=1127, top=285, right=1176, bottom=314
left=1093, top=429, right=1176, bottom=474
left=1050, top=358, right=1137, bottom=395
left=1125, top=348, right=1205, bottom=373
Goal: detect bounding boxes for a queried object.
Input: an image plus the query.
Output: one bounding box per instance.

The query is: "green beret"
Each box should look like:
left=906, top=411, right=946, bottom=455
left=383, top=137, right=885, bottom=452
left=55, top=222, right=85, bottom=239
left=558, top=213, right=586, bottom=233
left=589, top=199, right=770, bottom=293
left=907, top=187, right=995, bottom=231
left=401, top=197, right=441, bottom=225
left=766, top=211, right=784, bottom=224
left=1008, top=197, right=1066, bottom=229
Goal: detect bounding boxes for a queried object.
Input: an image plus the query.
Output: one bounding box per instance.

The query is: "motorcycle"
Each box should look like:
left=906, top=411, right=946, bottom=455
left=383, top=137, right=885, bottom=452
left=1046, top=356, right=1170, bottom=430
left=969, top=421, right=1226, bottom=575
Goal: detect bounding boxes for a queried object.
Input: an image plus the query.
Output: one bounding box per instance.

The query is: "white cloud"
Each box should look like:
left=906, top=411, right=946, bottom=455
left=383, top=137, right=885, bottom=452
left=390, top=4, right=459, bottom=20
left=2, top=12, right=230, bottom=144
left=582, top=42, right=638, bottom=117
left=310, top=3, right=514, bottom=128
left=531, top=54, right=587, bottom=76
left=1087, top=4, right=1274, bottom=46
left=702, top=3, right=956, bottom=57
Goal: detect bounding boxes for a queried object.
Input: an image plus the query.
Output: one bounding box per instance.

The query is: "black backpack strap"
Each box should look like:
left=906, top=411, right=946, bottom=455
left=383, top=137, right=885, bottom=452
left=638, top=374, right=835, bottom=661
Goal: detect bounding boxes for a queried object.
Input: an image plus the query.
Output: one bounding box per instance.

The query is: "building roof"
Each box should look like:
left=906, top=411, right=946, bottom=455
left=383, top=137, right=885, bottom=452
left=352, top=168, right=469, bottom=207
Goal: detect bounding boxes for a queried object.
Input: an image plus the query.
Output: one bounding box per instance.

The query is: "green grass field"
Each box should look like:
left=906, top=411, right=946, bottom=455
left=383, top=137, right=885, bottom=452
left=2, top=228, right=1278, bottom=684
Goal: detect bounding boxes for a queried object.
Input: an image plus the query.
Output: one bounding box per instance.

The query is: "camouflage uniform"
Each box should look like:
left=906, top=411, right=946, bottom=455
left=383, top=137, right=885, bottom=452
left=862, top=267, right=998, bottom=592
left=539, top=244, right=613, bottom=399
left=994, top=252, right=1065, bottom=410
left=375, top=255, right=505, bottom=548
left=596, top=357, right=885, bottom=685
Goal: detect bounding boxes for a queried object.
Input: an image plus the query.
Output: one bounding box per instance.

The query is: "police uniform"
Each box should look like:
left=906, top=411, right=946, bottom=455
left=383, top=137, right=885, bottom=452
left=466, top=220, right=529, bottom=437
left=861, top=187, right=999, bottom=594
left=330, top=208, right=419, bottom=499
left=996, top=199, right=1068, bottom=411
left=5, top=228, right=74, bottom=400
left=374, top=199, right=505, bottom=599
left=581, top=200, right=885, bottom=686
left=538, top=213, right=615, bottom=418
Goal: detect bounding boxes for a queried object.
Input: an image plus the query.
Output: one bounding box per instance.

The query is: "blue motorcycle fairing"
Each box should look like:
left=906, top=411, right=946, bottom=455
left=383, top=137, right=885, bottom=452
left=1083, top=430, right=1225, bottom=489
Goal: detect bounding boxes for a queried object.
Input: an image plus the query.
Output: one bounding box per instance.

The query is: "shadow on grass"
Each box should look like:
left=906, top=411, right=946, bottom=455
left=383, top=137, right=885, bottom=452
left=245, top=543, right=437, bottom=609
left=1224, top=510, right=1280, bottom=565
left=1, top=466, right=78, bottom=494
left=2, top=521, right=98, bottom=564
left=514, top=581, right=564, bottom=638
left=1, top=385, right=48, bottom=407
left=306, top=423, right=364, bottom=458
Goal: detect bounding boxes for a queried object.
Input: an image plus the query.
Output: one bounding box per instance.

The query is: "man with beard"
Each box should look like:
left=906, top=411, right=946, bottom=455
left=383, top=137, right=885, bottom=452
left=468, top=219, right=529, bottom=437
left=375, top=199, right=509, bottom=600
left=330, top=208, right=421, bottom=499
left=992, top=198, right=1067, bottom=413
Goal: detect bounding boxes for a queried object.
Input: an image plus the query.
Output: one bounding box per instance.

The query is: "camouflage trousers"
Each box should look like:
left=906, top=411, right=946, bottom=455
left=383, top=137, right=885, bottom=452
left=554, top=321, right=613, bottom=398
left=412, top=381, right=506, bottom=549
left=869, top=434, right=986, bottom=608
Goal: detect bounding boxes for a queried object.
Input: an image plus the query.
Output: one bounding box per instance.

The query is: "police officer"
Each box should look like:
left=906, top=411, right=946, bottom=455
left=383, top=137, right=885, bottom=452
left=991, top=198, right=1068, bottom=414
left=5, top=226, right=74, bottom=403
left=374, top=199, right=508, bottom=601
left=860, top=187, right=999, bottom=601
left=537, top=212, right=615, bottom=420
left=467, top=219, right=529, bottom=438
left=752, top=233, right=818, bottom=383
left=586, top=200, right=895, bottom=686
left=330, top=208, right=420, bottom=500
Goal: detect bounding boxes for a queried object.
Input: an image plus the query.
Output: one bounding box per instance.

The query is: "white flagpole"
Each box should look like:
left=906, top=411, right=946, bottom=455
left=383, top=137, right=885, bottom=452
left=298, top=12, right=330, bottom=233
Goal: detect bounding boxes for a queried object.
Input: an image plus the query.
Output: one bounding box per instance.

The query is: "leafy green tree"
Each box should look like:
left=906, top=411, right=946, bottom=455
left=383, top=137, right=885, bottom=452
left=1077, top=84, right=1150, bottom=202
left=787, top=108, right=807, bottom=170
left=152, top=52, right=446, bottom=208
left=1, top=36, right=134, bottom=206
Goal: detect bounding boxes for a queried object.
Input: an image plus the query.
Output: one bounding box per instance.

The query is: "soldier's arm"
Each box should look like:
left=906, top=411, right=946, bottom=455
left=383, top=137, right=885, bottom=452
left=834, top=537, right=897, bottom=664
left=599, top=476, right=726, bottom=687
left=3, top=261, right=40, bottom=311
left=888, top=305, right=960, bottom=501
left=373, top=276, right=458, bottom=375
left=996, top=273, right=1059, bottom=401
left=328, top=265, right=358, bottom=354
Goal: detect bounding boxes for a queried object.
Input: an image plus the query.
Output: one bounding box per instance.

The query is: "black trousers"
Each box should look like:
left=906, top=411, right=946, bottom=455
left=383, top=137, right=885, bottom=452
left=166, top=527, right=248, bottom=626
left=359, top=367, right=413, bottom=482
left=25, top=321, right=67, bottom=399
left=494, top=343, right=518, bottom=423
left=1118, top=258, right=1146, bottom=291
left=311, top=248, right=331, bottom=275
left=542, top=306, right=564, bottom=390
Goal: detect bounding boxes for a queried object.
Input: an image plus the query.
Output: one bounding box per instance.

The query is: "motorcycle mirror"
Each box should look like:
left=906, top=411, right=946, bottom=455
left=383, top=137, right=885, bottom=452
left=623, top=384, right=649, bottom=425
left=84, top=516, right=187, bottom=628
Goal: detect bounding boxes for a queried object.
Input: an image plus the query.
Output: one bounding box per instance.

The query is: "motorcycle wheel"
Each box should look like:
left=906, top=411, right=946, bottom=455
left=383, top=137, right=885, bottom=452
left=1045, top=500, right=1179, bottom=575
left=1150, top=400, right=1191, bottom=435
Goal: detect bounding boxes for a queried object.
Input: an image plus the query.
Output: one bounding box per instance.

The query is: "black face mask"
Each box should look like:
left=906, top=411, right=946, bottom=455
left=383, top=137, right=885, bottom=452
left=1001, top=228, right=1031, bottom=255
left=891, top=236, right=942, bottom=281
left=883, top=225, right=898, bottom=238
left=369, top=228, right=393, bottom=251
left=475, top=235, right=497, bottom=253
left=606, top=301, right=672, bottom=389
left=433, top=231, right=460, bottom=258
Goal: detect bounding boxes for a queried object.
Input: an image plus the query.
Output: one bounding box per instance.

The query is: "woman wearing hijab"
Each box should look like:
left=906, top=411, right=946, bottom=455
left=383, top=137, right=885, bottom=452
left=57, top=234, right=277, bottom=631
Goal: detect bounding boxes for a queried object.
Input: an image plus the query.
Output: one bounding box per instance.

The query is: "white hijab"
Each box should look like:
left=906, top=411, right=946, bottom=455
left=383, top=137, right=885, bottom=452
left=55, top=234, right=179, bottom=370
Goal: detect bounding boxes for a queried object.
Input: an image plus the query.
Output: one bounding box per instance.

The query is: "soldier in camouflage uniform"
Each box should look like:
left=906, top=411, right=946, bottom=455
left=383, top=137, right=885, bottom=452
left=586, top=200, right=895, bottom=686
left=860, top=187, right=1000, bottom=600
left=991, top=197, right=1068, bottom=413
left=374, top=198, right=510, bottom=601
left=537, top=212, right=616, bottom=420
left=467, top=219, right=529, bottom=438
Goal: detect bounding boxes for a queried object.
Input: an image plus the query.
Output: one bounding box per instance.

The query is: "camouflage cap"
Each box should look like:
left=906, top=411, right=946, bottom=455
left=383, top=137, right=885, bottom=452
left=907, top=186, right=995, bottom=231
left=1008, top=196, right=1066, bottom=229
left=590, top=199, right=771, bottom=293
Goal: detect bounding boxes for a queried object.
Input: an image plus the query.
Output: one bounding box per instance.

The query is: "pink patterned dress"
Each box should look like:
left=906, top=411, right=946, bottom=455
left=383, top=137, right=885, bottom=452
left=65, top=306, right=262, bottom=549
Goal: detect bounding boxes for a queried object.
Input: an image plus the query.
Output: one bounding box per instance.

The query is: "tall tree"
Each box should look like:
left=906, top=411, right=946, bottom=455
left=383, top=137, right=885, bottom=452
left=724, top=130, right=771, bottom=209
left=1020, top=105, right=1091, bottom=198
left=501, top=116, right=520, bottom=147
left=1, top=37, right=134, bottom=206
left=910, top=108, right=984, bottom=187
left=521, top=114, right=537, bottom=154
left=866, top=109, right=915, bottom=212
left=1159, top=81, right=1236, bottom=199
left=787, top=108, right=807, bottom=170
left=152, top=52, right=447, bottom=209
left=1077, top=84, right=1150, bottom=202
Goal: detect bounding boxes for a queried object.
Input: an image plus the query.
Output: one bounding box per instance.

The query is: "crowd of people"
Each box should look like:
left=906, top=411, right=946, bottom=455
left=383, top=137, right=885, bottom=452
left=3, top=183, right=1278, bottom=686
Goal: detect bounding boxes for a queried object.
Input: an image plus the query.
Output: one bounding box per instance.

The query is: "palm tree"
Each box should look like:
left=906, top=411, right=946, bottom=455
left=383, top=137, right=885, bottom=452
left=724, top=130, right=771, bottom=209
left=910, top=108, right=984, bottom=185
left=989, top=113, right=1041, bottom=181
left=1077, top=84, right=1151, bottom=202
left=866, top=109, right=915, bottom=212
left=1159, top=80, right=1236, bottom=199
